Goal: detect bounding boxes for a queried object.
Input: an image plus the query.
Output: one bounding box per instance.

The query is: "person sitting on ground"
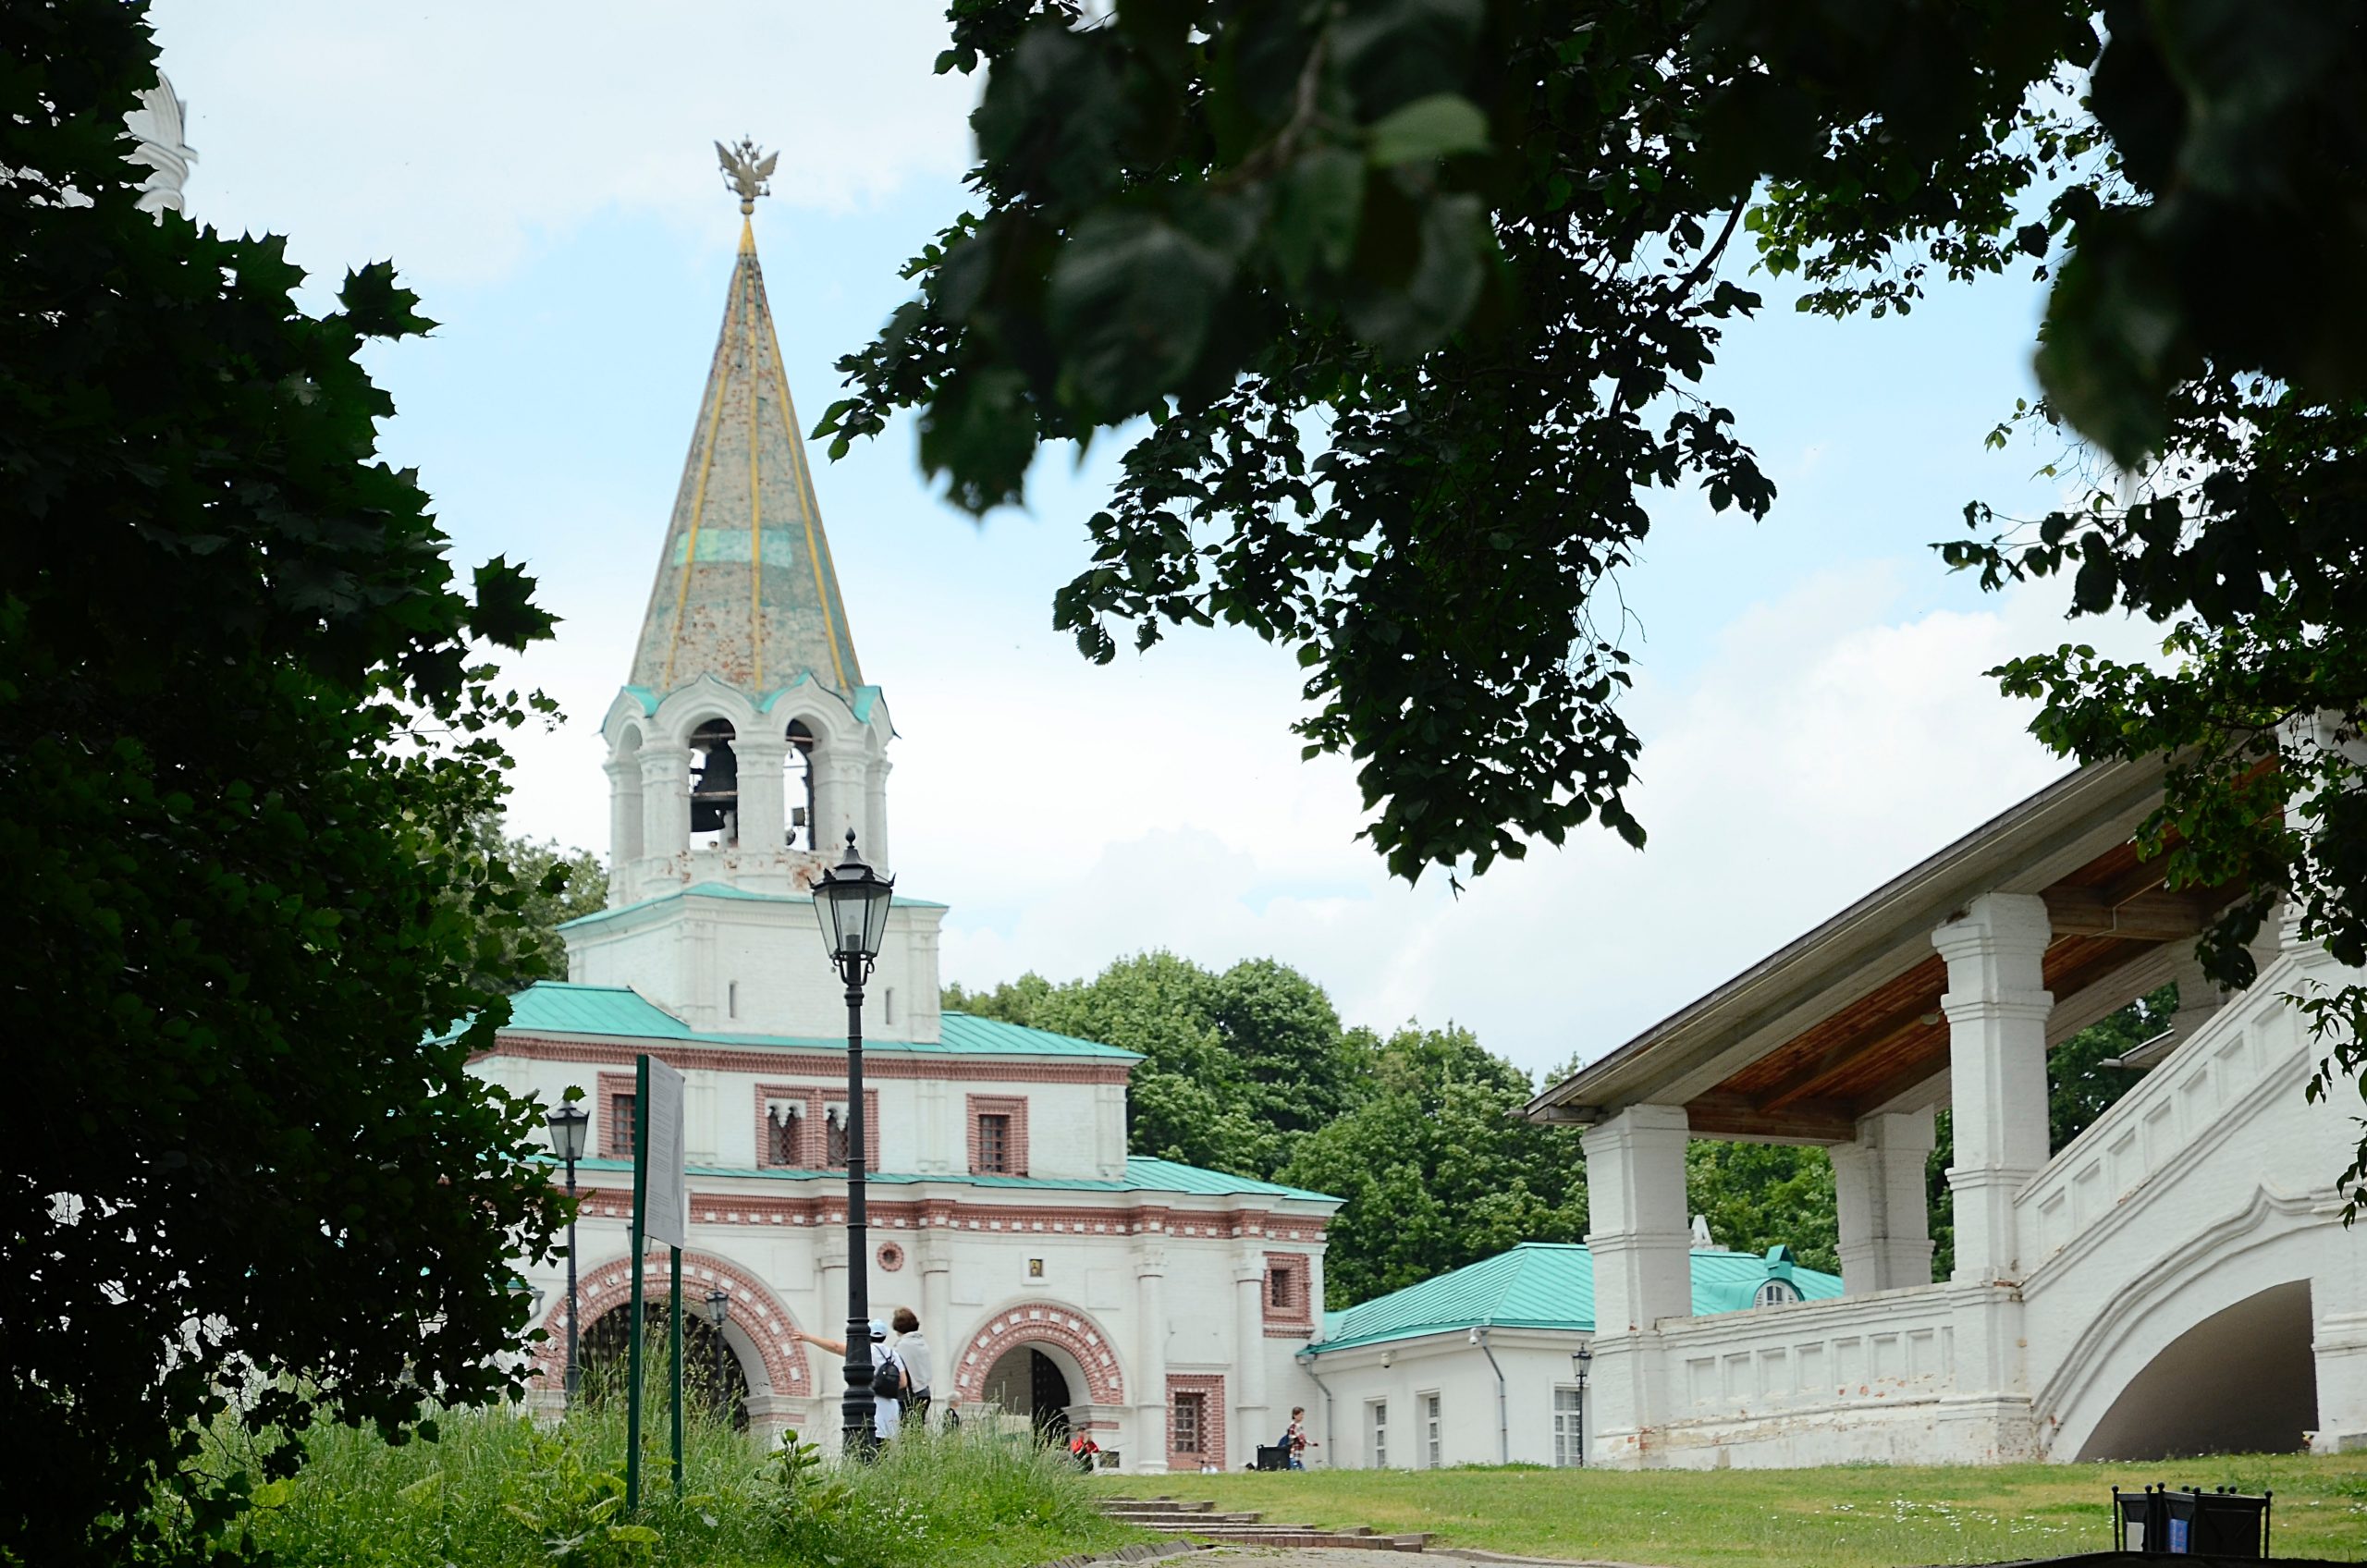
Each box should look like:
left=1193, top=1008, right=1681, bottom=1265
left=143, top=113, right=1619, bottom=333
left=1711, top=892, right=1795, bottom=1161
left=1068, top=1430, right=1101, bottom=1472
left=789, top=1318, right=901, bottom=1442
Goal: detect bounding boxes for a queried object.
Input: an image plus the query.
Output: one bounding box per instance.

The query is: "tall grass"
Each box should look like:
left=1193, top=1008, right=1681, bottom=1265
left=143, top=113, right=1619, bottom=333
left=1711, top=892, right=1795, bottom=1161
left=200, top=1396, right=1133, bottom=1568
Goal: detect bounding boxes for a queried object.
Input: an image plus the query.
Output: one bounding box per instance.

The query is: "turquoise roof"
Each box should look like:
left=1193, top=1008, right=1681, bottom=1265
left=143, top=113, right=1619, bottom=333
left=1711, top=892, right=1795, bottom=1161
left=560, top=882, right=947, bottom=932
left=472, top=982, right=1138, bottom=1061
left=1306, top=1242, right=1842, bottom=1355
left=551, top=1152, right=1335, bottom=1204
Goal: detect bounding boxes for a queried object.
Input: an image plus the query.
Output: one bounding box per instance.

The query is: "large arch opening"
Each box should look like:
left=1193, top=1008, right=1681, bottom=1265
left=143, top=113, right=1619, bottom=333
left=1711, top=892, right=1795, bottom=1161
left=976, top=1344, right=1082, bottom=1445
left=687, top=717, right=739, bottom=850
left=2076, top=1280, right=2317, bottom=1460
left=580, top=1296, right=754, bottom=1430
left=783, top=719, right=816, bottom=851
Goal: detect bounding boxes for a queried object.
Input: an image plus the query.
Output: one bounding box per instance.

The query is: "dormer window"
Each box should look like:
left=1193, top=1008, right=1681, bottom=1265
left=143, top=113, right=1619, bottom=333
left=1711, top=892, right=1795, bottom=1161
left=688, top=717, right=739, bottom=849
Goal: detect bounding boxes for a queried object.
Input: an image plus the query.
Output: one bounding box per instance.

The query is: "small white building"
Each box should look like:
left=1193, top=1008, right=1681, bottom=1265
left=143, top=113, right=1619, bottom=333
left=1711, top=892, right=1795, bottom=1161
left=472, top=175, right=1337, bottom=1469
left=1300, top=1243, right=1838, bottom=1469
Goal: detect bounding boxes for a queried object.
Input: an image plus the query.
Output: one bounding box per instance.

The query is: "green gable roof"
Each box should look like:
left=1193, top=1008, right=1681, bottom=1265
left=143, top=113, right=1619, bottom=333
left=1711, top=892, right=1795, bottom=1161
left=560, top=882, right=946, bottom=932
left=550, top=1152, right=1334, bottom=1204
left=1306, top=1242, right=1842, bottom=1355
left=477, top=982, right=1138, bottom=1061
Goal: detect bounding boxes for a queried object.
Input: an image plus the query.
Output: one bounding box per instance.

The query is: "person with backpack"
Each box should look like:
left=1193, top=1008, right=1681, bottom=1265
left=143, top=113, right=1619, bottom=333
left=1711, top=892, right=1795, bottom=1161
left=791, top=1318, right=904, bottom=1442
left=889, top=1307, right=933, bottom=1430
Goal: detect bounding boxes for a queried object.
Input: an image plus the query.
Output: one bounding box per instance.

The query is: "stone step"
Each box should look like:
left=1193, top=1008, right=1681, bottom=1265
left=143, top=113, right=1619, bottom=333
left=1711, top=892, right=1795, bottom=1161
left=1101, top=1512, right=1268, bottom=1526
left=1098, top=1499, right=1216, bottom=1513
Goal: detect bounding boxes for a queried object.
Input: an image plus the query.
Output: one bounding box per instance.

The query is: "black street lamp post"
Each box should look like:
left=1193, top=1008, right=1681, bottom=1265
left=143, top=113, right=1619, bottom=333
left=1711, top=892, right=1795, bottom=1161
left=1570, top=1344, right=1593, bottom=1468
left=546, top=1102, right=592, bottom=1405
left=705, top=1287, right=731, bottom=1415
left=811, top=828, right=895, bottom=1457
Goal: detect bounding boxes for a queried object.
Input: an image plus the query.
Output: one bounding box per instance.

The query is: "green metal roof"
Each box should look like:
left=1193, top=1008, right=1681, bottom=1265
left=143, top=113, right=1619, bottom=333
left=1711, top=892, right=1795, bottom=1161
left=476, top=982, right=1138, bottom=1060
left=552, top=1152, right=1336, bottom=1204
left=560, top=882, right=947, bottom=932
left=1306, top=1242, right=1843, bottom=1355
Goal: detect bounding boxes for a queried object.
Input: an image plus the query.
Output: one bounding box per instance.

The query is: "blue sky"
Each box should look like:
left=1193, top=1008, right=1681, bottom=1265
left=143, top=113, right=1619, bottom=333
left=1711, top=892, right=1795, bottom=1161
left=150, top=3, right=2138, bottom=1078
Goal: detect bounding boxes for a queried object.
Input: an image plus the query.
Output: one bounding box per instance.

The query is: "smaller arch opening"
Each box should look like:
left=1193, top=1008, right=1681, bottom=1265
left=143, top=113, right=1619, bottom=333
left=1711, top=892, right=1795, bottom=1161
left=977, top=1345, right=1077, bottom=1446
left=688, top=718, right=739, bottom=850
left=783, top=720, right=816, bottom=851
left=580, top=1296, right=752, bottom=1430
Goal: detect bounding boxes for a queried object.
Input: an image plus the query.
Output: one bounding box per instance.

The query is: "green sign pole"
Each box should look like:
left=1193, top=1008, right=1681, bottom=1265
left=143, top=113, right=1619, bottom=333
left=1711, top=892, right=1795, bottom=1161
left=669, top=1244, right=685, bottom=1496
left=624, top=1054, right=651, bottom=1512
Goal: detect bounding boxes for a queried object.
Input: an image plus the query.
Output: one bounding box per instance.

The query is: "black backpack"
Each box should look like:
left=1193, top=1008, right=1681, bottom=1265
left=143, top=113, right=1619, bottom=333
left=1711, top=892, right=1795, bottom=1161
left=873, top=1353, right=906, bottom=1403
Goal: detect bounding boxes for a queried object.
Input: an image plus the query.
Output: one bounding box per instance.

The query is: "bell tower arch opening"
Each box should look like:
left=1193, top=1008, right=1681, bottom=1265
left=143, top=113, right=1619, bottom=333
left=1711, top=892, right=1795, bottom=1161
left=688, top=717, right=739, bottom=851
left=2075, top=1280, right=2318, bottom=1461
left=784, top=719, right=816, bottom=851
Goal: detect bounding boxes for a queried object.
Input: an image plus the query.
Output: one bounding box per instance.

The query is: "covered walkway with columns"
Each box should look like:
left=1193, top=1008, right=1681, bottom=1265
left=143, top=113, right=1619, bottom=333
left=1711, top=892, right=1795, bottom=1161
left=1526, top=756, right=2367, bottom=1468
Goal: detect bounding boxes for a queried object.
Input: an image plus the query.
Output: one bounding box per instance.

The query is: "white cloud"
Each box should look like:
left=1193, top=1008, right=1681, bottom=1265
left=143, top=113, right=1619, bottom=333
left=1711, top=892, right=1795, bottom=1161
left=149, top=1, right=976, bottom=286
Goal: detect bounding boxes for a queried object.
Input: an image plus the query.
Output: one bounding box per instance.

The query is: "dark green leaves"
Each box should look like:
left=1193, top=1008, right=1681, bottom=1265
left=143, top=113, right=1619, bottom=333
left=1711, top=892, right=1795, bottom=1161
left=1366, top=92, right=1490, bottom=166
left=1047, top=211, right=1236, bottom=417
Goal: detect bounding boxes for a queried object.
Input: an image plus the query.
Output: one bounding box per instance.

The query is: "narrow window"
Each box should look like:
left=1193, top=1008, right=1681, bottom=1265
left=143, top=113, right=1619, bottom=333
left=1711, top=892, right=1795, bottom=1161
left=1552, top=1387, right=1585, bottom=1468
left=977, top=1113, right=1012, bottom=1174
left=1369, top=1401, right=1388, bottom=1468
left=882, top=987, right=896, bottom=1025
left=1269, top=1266, right=1291, bottom=1308
left=727, top=980, right=739, bottom=1020
left=610, top=1093, right=638, bottom=1158
left=825, top=1106, right=850, bottom=1168
left=1422, top=1393, right=1441, bottom=1468
left=767, top=1103, right=801, bottom=1167
left=1172, top=1392, right=1206, bottom=1457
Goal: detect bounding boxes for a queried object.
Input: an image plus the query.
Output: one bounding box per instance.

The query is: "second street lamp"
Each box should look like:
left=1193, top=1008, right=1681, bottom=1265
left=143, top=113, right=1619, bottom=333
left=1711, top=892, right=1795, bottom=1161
left=812, top=828, right=895, bottom=1456
left=545, top=1101, right=591, bottom=1405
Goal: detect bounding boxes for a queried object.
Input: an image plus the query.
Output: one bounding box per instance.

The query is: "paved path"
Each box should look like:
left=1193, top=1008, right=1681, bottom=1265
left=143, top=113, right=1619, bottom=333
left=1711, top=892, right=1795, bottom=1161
left=1167, top=1549, right=1647, bottom=1568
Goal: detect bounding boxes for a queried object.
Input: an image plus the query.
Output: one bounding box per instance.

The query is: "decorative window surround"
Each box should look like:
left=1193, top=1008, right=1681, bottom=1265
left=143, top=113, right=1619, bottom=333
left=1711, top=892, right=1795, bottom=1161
left=753, top=1084, right=879, bottom=1170
left=966, top=1094, right=1030, bottom=1177
left=1261, top=1251, right=1315, bottom=1337
left=598, top=1071, right=640, bottom=1160
left=1167, top=1373, right=1227, bottom=1472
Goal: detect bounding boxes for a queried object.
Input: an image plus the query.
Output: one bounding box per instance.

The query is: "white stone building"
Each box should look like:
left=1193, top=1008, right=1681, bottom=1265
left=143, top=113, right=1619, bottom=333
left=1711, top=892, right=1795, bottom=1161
left=1527, top=752, right=2367, bottom=1467
left=473, top=190, right=1334, bottom=1468
left=1300, top=1242, right=1838, bottom=1469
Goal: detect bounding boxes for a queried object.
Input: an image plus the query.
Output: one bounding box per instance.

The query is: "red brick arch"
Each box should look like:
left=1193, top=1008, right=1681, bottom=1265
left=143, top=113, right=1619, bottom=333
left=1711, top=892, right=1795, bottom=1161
left=950, top=1300, right=1126, bottom=1405
left=535, top=1249, right=811, bottom=1398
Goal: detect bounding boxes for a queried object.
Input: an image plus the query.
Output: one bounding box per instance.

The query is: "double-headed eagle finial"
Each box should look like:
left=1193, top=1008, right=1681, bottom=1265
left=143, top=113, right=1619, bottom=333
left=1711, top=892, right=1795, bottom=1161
left=716, top=135, right=778, bottom=216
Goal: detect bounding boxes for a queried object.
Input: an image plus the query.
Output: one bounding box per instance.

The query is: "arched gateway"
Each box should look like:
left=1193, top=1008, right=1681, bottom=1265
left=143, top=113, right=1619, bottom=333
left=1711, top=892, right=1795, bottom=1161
left=536, top=1250, right=812, bottom=1413
left=953, top=1301, right=1126, bottom=1440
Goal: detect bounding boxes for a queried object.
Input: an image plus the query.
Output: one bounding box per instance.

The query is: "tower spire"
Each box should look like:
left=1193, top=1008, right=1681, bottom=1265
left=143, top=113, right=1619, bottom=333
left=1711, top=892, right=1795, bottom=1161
left=627, top=139, right=861, bottom=696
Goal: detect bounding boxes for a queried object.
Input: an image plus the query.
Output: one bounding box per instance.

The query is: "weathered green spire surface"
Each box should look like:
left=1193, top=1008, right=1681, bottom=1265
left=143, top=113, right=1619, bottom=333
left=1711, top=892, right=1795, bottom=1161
left=629, top=207, right=861, bottom=695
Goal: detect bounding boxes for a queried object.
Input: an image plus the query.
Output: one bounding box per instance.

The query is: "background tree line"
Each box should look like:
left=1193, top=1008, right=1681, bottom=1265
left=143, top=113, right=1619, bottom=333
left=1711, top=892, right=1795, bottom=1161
left=950, top=956, right=2176, bottom=1307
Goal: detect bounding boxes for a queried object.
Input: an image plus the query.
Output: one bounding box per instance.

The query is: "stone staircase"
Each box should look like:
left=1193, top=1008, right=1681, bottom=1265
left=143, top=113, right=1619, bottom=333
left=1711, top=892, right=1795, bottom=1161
left=1098, top=1496, right=1433, bottom=1552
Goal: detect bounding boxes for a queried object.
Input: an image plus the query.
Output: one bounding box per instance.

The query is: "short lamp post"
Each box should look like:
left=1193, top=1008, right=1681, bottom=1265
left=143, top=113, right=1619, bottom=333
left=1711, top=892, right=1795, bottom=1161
left=811, top=828, right=895, bottom=1456
left=1570, top=1344, right=1593, bottom=1468
left=545, top=1102, right=592, bottom=1405
left=705, top=1286, right=731, bottom=1415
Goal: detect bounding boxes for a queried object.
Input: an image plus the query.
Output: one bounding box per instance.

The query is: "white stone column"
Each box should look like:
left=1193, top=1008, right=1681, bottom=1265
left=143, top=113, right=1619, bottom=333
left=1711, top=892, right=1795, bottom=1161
left=1233, top=1254, right=1270, bottom=1469
left=816, top=754, right=868, bottom=855
left=1579, top=1104, right=1690, bottom=1467
left=735, top=735, right=789, bottom=855
left=816, top=1229, right=849, bottom=1455
left=866, top=757, right=893, bottom=876
left=1932, top=892, right=2054, bottom=1285
left=1582, top=1106, right=1693, bottom=1332
left=639, top=745, right=691, bottom=869
left=918, top=1232, right=952, bottom=1417
left=1831, top=1109, right=1936, bottom=1293
left=1134, top=1245, right=1170, bottom=1473
left=605, top=751, right=644, bottom=898
left=2312, top=1311, right=2367, bottom=1453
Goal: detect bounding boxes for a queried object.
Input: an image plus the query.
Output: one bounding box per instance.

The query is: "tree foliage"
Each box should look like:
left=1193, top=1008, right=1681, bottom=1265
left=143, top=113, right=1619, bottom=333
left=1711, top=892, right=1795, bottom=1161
left=2, top=6, right=567, bottom=1560
left=457, top=816, right=607, bottom=994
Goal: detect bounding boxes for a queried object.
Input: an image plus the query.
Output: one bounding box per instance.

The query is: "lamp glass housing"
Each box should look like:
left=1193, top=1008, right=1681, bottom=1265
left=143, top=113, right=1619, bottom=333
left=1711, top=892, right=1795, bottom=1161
left=705, top=1287, right=730, bottom=1327
left=546, top=1102, right=590, bottom=1164
left=813, top=833, right=896, bottom=962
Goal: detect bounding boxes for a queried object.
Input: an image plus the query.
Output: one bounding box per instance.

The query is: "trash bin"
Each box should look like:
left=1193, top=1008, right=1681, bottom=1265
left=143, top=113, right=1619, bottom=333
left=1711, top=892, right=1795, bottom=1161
left=2113, top=1485, right=2273, bottom=1557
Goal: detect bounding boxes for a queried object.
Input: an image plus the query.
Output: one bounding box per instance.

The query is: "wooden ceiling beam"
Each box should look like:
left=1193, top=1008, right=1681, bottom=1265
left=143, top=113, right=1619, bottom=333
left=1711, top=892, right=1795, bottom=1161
left=2042, top=886, right=2221, bottom=942
left=1685, top=1092, right=1859, bottom=1144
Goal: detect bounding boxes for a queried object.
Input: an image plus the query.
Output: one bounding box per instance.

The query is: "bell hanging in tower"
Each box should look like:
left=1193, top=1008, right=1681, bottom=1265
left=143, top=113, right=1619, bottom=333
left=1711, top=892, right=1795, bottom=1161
left=689, top=718, right=740, bottom=836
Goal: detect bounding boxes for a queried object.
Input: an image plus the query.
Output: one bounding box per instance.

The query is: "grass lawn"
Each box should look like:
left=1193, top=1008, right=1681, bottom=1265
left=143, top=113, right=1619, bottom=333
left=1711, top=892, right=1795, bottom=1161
left=1097, top=1452, right=2367, bottom=1566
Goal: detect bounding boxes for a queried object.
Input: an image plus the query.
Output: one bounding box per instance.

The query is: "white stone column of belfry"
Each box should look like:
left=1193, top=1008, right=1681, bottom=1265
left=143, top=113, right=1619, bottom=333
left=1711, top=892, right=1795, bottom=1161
left=1932, top=892, right=2054, bottom=1286
left=818, top=754, right=868, bottom=855
left=1830, top=1109, right=1937, bottom=1294
left=639, top=745, right=691, bottom=866
left=606, top=748, right=644, bottom=895
left=865, top=759, right=892, bottom=876
left=735, top=734, right=788, bottom=855
left=1578, top=1104, right=1690, bottom=1466
left=1134, top=1245, right=1170, bottom=1473
left=1233, top=1253, right=1270, bottom=1469
left=917, top=1232, right=952, bottom=1415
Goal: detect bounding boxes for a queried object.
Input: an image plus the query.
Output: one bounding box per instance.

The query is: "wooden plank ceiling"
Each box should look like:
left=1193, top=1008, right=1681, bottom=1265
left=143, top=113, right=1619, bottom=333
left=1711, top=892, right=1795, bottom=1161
left=1685, top=838, right=2237, bottom=1143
